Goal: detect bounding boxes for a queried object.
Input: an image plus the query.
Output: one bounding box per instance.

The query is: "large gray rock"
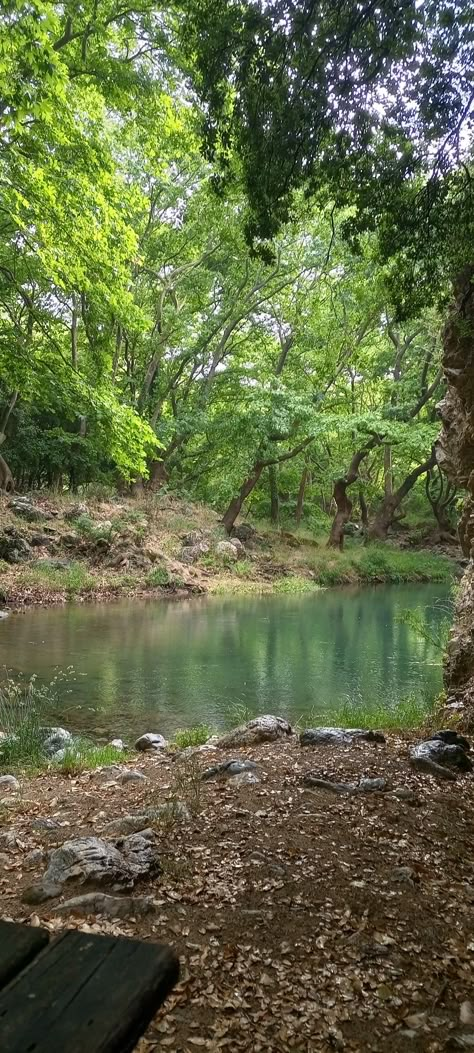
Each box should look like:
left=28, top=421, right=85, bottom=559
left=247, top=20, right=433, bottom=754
left=215, top=540, right=239, bottom=561
left=23, top=831, right=160, bottom=901
left=180, top=542, right=210, bottom=564
left=0, top=774, right=20, bottom=792
left=8, top=497, right=48, bottom=522
left=0, top=527, right=32, bottom=563
left=215, top=715, right=293, bottom=749
left=64, top=503, right=89, bottom=521
left=135, top=732, right=168, bottom=752
left=231, top=524, right=256, bottom=543
left=39, top=727, right=73, bottom=757
left=300, top=727, right=386, bottom=747
left=409, top=730, right=472, bottom=779
left=202, top=759, right=259, bottom=781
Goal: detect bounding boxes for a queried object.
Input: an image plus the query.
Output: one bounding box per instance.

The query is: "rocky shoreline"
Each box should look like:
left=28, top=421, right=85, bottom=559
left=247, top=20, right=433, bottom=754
left=0, top=493, right=458, bottom=613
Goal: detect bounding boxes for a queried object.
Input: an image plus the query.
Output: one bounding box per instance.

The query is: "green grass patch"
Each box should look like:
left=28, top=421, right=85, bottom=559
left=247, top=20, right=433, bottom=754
left=172, top=724, right=215, bottom=748
left=334, top=694, right=434, bottom=731
left=146, top=566, right=171, bottom=587
left=273, top=575, right=320, bottom=594
left=18, top=560, right=96, bottom=597
left=53, top=741, right=129, bottom=774
left=310, top=543, right=455, bottom=587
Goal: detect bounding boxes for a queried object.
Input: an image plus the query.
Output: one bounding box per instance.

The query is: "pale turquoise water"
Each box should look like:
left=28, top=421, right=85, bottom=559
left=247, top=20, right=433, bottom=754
left=0, top=584, right=450, bottom=739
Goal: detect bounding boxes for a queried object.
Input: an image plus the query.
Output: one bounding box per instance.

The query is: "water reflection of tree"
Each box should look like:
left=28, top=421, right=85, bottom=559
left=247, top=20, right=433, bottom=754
left=1, top=587, right=450, bottom=736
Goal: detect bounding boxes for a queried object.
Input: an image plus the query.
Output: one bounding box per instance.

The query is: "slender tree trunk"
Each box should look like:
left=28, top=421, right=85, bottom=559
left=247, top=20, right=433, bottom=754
left=359, top=488, right=369, bottom=527
left=328, top=438, right=379, bottom=549
left=328, top=479, right=353, bottom=551
left=367, top=448, right=436, bottom=540
left=71, top=293, right=78, bottom=368
left=269, top=464, right=279, bottom=524
left=295, top=465, right=309, bottom=525
left=221, top=465, right=264, bottom=534
left=383, top=444, right=393, bottom=497
left=0, top=453, right=14, bottom=492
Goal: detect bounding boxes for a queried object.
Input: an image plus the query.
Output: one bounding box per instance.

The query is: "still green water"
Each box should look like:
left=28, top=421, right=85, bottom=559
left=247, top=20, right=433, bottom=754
left=0, top=584, right=450, bottom=739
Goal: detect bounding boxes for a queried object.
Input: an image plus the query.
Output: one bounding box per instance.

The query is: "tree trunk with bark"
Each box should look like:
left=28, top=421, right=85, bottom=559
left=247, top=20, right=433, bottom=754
left=327, top=438, right=379, bottom=550
left=268, top=465, right=279, bottom=524
left=221, top=466, right=264, bottom=534
left=438, top=267, right=474, bottom=725
left=295, top=465, right=309, bottom=525
left=367, top=448, right=436, bottom=541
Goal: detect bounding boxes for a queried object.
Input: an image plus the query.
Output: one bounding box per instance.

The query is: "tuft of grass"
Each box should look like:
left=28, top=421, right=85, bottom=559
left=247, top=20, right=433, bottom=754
left=273, top=575, right=320, bottom=594
left=0, top=672, right=57, bottom=769
left=53, top=741, right=129, bottom=774
left=0, top=560, right=10, bottom=575
left=172, top=724, right=215, bottom=748
left=233, top=559, right=253, bottom=579
left=334, top=694, right=434, bottom=731
left=146, top=566, right=171, bottom=587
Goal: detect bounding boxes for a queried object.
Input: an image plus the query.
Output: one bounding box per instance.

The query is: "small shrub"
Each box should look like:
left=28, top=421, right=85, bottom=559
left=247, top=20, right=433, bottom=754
left=170, top=754, right=203, bottom=815
left=201, top=553, right=220, bottom=571
left=273, top=576, right=318, bottom=594
left=74, top=514, right=114, bottom=543
left=172, top=724, right=215, bottom=748
left=234, top=559, right=253, bottom=579
left=146, top=566, right=170, bottom=587
left=0, top=560, right=10, bottom=574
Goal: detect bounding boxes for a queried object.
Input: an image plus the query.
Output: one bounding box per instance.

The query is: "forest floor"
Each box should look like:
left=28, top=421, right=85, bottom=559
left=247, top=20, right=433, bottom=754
left=0, top=491, right=458, bottom=609
left=0, top=735, right=473, bottom=1052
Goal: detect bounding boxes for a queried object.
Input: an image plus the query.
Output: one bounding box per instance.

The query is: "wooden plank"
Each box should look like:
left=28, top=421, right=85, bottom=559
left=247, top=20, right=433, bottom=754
left=0, top=929, right=179, bottom=1053
left=0, top=921, right=49, bottom=989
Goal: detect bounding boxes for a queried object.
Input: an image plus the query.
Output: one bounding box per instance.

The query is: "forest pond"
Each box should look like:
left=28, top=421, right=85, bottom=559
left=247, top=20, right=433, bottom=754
left=0, top=584, right=451, bottom=740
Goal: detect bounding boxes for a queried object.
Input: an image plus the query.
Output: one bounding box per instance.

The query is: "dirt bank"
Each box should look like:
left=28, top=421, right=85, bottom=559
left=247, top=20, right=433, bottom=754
left=0, top=492, right=458, bottom=610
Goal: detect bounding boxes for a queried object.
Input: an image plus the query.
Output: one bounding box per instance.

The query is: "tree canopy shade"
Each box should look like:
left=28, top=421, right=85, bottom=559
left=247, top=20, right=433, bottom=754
left=179, top=0, right=474, bottom=310
left=0, top=0, right=466, bottom=554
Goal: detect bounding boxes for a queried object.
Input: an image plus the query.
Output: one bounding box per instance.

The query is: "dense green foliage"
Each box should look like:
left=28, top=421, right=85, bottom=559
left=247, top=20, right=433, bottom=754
left=0, top=1, right=470, bottom=543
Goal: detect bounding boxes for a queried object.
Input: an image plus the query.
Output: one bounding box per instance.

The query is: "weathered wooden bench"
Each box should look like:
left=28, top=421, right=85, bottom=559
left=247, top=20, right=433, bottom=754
left=0, top=920, right=179, bottom=1052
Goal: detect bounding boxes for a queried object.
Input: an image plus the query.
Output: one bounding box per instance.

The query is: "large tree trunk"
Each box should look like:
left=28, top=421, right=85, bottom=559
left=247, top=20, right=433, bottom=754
left=221, top=465, right=264, bottom=534
left=367, top=449, right=436, bottom=541
left=438, top=267, right=474, bottom=726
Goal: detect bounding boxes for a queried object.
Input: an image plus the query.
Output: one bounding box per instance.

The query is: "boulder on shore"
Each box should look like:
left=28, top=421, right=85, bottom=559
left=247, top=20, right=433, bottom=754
left=22, top=830, right=160, bottom=902
left=201, top=759, right=259, bottom=781
left=215, top=715, right=293, bottom=749
left=409, top=730, right=472, bottom=780
left=300, top=727, right=386, bottom=747
left=215, top=540, right=239, bottom=561
left=135, top=732, right=168, bottom=752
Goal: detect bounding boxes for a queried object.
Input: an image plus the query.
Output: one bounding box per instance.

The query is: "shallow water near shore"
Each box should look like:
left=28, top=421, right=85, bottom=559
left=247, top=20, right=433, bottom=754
left=0, top=583, right=451, bottom=739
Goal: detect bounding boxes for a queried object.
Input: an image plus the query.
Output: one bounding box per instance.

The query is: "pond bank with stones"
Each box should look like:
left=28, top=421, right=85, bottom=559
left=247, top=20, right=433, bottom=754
left=0, top=716, right=473, bottom=1051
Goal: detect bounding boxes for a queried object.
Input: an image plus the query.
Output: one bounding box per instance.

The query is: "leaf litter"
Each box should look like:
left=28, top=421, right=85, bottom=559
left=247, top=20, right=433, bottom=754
left=1, top=735, right=473, bottom=1051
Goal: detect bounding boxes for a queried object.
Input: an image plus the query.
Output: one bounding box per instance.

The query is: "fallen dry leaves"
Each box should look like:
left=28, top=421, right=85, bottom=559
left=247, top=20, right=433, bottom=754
left=1, top=736, right=474, bottom=1051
